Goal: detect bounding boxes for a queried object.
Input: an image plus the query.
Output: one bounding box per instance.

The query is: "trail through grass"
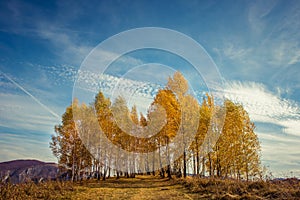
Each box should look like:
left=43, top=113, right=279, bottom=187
left=71, top=176, right=197, bottom=200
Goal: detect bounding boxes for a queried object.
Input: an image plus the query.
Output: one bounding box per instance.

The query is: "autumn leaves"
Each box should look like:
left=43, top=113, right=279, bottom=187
left=50, top=71, right=261, bottom=180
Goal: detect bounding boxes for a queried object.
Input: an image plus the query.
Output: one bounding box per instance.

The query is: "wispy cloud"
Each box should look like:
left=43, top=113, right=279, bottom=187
left=0, top=92, right=59, bottom=132
left=211, top=1, right=300, bottom=91
left=248, top=0, right=278, bottom=35
left=259, top=132, right=300, bottom=177
left=213, top=43, right=253, bottom=64
left=0, top=71, right=60, bottom=119
left=215, top=80, right=300, bottom=176
left=0, top=132, right=54, bottom=162
left=0, top=69, right=62, bottom=133
left=75, top=70, right=163, bottom=114
left=220, top=81, right=300, bottom=136
left=223, top=44, right=252, bottom=61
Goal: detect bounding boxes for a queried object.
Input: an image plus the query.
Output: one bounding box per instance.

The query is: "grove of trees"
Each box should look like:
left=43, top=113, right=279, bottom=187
left=50, top=72, right=261, bottom=181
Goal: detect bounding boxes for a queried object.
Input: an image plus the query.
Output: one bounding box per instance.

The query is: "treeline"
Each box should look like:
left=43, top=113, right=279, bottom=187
left=50, top=72, right=261, bottom=181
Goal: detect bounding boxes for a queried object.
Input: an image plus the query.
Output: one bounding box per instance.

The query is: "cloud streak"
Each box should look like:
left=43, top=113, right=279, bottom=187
left=0, top=92, right=59, bottom=132
left=0, top=70, right=60, bottom=119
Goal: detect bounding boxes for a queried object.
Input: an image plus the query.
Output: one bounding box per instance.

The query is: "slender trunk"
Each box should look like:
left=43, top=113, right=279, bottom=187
left=183, top=150, right=187, bottom=178
left=202, top=156, right=205, bottom=177
left=102, top=167, right=107, bottom=181
left=208, top=152, right=212, bottom=177
left=78, top=157, right=82, bottom=181
left=103, top=148, right=107, bottom=181
left=152, top=149, right=155, bottom=176
left=108, top=167, right=110, bottom=178
left=196, top=150, right=200, bottom=175
left=145, top=152, right=150, bottom=175
left=72, top=145, right=75, bottom=182
left=166, top=141, right=171, bottom=179
left=193, top=153, right=196, bottom=175
left=246, top=162, right=249, bottom=181
left=161, top=167, right=165, bottom=178
left=158, top=141, right=164, bottom=178
left=167, top=164, right=171, bottom=179
left=97, top=164, right=100, bottom=180
left=96, top=148, right=101, bottom=180
left=132, top=153, right=136, bottom=178
left=217, top=156, right=221, bottom=177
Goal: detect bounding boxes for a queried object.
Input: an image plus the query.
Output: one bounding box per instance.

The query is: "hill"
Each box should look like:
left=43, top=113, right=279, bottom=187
left=0, top=159, right=58, bottom=184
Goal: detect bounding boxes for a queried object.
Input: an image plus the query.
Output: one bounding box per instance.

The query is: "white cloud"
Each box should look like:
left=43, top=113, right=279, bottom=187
left=36, top=25, right=93, bottom=64
left=74, top=71, right=163, bottom=114
left=288, top=51, right=300, bottom=65
left=259, top=133, right=300, bottom=177
left=215, top=80, right=300, bottom=177
left=221, top=43, right=252, bottom=61
left=268, top=41, right=300, bottom=66
left=219, top=81, right=300, bottom=136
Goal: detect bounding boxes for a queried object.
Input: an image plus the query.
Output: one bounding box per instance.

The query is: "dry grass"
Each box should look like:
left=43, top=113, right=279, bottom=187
left=0, top=181, right=74, bottom=199
left=178, top=177, right=300, bottom=199
left=1, top=176, right=300, bottom=199
left=0, top=176, right=193, bottom=200
left=71, top=176, right=194, bottom=200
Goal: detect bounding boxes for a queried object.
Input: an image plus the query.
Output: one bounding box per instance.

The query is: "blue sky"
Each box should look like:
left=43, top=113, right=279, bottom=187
left=0, top=0, right=300, bottom=178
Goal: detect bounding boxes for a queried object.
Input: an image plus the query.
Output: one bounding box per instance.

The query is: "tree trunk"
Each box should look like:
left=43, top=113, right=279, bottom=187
left=160, top=167, right=165, bottom=178
left=193, top=153, right=196, bottom=175
left=102, top=167, right=107, bottom=181
left=152, top=150, right=155, bottom=176
left=183, top=150, right=187, bottom=178
left=208, top=153, right=212, bottom=177
left=202, top=157, right=205, bottom=177
left=167, top=164, right=171, bottom=179
left=196, top=150, right=200, bottom=175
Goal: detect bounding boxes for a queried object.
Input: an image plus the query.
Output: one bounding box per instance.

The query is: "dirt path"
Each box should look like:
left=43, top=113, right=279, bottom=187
left=71, top=176, right=198, bottom=200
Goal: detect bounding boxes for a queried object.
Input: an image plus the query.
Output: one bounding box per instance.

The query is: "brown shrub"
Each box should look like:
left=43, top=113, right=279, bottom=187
left=177, top=177, right=300, bottom=200
left=0, top=181, right=74, bottom=200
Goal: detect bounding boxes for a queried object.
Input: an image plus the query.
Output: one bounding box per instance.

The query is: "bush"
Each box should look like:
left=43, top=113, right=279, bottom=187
left=0, top=181, right=74, bottom=200
left=177, top=177, right=300, bottom=199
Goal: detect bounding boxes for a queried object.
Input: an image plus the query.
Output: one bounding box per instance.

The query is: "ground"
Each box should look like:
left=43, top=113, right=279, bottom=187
left=71, top=176, right=196, bottom=200
left=1, top=175, right=300, bottom=199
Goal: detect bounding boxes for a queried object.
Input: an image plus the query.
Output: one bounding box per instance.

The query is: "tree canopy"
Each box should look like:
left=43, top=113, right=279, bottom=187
left=50, top=71, right=261, bottom=181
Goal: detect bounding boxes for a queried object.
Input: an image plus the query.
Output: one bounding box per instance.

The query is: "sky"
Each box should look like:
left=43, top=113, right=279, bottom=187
left=0, top=0, right=300, bottom=178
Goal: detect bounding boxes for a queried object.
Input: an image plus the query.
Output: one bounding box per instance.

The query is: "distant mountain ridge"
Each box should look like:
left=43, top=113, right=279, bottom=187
left=0, top=159, right=58, bottom=184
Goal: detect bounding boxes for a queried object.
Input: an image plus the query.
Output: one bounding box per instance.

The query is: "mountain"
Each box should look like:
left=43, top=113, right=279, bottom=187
left=0, top=159, right=58, bottom=184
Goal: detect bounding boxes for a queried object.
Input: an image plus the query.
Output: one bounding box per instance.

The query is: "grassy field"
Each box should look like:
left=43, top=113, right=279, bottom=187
left=72, top=176, right=195, bottom=200
left=0, top=176, right=195, bottom=200
left=1, top=175, right=300, bottom=199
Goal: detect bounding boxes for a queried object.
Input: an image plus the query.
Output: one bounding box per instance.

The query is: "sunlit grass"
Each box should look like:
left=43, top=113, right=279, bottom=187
left=1, top=175, right=300, bottom=199
left=178, top=176, right=300, bottom=199
left=0, top=180, right=74, bottom=199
